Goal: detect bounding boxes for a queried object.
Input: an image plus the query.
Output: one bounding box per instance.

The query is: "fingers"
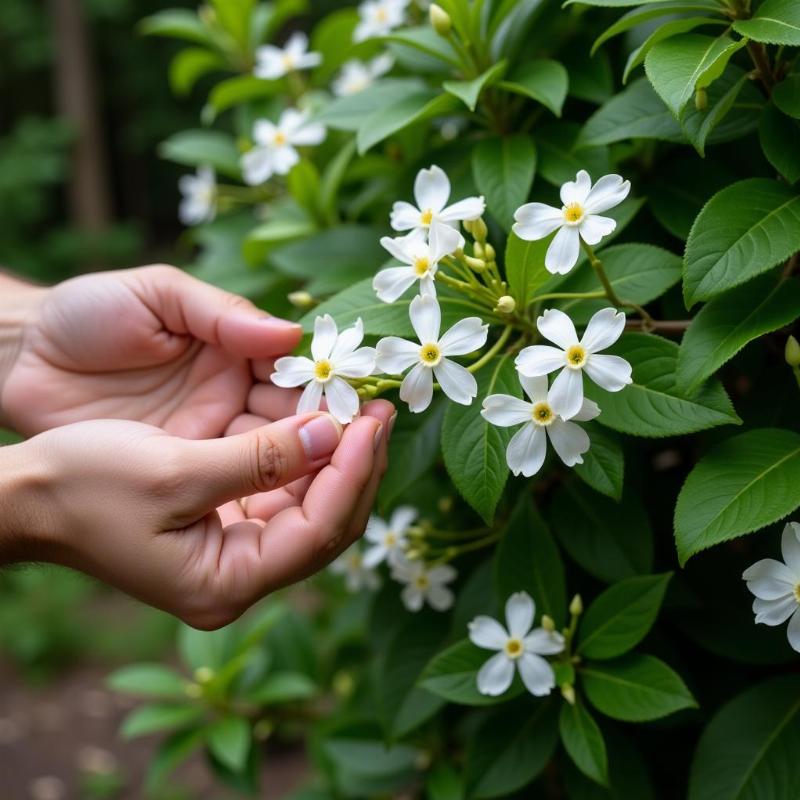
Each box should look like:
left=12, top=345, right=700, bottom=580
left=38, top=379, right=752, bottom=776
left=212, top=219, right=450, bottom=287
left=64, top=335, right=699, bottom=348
left=136, top=266, right=303, bottom=358
left=178, top=412, right=342, bottom=511
left=246, top=383, right=304, bottom=422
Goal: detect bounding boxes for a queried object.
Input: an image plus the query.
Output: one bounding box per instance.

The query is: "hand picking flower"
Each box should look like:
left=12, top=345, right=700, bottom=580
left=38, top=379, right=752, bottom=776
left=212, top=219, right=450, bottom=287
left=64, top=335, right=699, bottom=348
left=242, top=109, right=327, bottom=186
left=390, top=165, right=485, bottom=254
left=468, top=592, right=565, bottom=697
left=354, top=0, right=408, bottom=42
left=178, top=166, right=216, bottom=226
left=330, top=546, right=381, bottom=592
left=743, top=521, right=800, bottom=653
left=375, top=227, right=450, bottom=302
left=513, top=170, right=630, bottom=274
left=362, top=506, right=417, bottom=568
left=391, top=556, right=456, bottom=612
left=482, top=374, right=599, bottom=478
left=254, top=32, right=322, bottom=80
left=332, top=54, right=394, bottom=97
left=376, top=295, right=488, bottom=413
left=271, top=316, right=376, bottom=424
left=516, top=307, right=631, bottom=421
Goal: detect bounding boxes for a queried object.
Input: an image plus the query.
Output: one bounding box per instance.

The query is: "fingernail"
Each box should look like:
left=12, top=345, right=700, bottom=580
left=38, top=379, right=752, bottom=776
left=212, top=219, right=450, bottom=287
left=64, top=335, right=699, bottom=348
left=261, top=316, right=302, bottom=331
left=373, top=423, right=384, bottom=452
left=388, top=412, right=398, bottom=438
left=299, top=414, right=342, bottom=461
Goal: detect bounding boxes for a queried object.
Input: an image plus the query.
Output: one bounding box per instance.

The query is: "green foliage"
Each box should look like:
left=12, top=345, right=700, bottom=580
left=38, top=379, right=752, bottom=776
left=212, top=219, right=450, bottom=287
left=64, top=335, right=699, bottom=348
left=559, top=699, right=609, bottom=787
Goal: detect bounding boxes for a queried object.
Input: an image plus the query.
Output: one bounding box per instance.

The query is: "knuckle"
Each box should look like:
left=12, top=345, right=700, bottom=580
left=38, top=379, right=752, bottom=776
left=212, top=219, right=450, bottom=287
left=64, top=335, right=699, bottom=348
left=250, top=431, right=289, bottom=491
left=142, top=263, right=182, bottom=283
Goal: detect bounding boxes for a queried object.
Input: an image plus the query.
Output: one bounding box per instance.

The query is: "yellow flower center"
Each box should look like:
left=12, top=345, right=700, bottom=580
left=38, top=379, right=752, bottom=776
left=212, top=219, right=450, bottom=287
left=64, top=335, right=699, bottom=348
left=314, top=359, right=334, bottom=381
left=376, top=7, right=388, bottom=22
left=414, top=257, right=431, bottom=276
left=565, top=344, right=587, bottom=369
left=419, top=343, right=442, bottom=366
left=794, top=584, right=800, bottom=603
left=348, top=552, right=362, bottom=569
left=563, top=202, right=584, bottom=224
left=504, top=638, right=524, bottom=659
left=385, top=532, right=397, bottom=548
left=281, top=54, right=295, bottom=70
left=273, top=131, right=288, bottom=146
left=531, top=402, right=555, bottom=426
left=420, top=209, right=434, bottom=226
left=414, top=574, right=430, bottom=590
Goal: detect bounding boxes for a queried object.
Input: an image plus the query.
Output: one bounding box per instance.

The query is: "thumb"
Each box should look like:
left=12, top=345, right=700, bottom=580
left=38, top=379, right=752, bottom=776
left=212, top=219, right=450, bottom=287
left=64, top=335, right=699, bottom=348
left=178, top=412, right=343, bottom=510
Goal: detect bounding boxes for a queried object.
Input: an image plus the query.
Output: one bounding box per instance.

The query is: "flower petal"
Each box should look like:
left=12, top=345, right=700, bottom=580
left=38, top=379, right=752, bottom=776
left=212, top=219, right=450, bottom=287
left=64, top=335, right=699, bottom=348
left=337, top=346, right=376, bottom=378
left=409, top=294, right=441, bottom=344
left=581, top=307, right=627, bottom=353
left=524, top=628, right=566, bottom=656
left=548, top=366, right=584, bottom=421
left=362, top=544, right=388, bottom=569
left=241, top=147, right=275, bottom=186
left=430, top=220, right=464, bottom=254
left=438, top=317, right=488, bottom=356
left=469, top=616, right=509, bottom=650
left=584, top=354, right=632, bottom=392
left=271, top=145, right=300, bottom=175
left=560, top=169, right=592, bottom=206
left=506, top=424, right=547, bottom=477
left=513, top=203, right=564, bottom=241
left=753, top=596, right=797, bottom=626
left=476, top=652, right=515, bottom=696
left=429, top=564, right=457, bottom=584
left=297, top=380, right=324, bottom=414
left=376, top=337, right=419, bottom=374
left=545, top=225, right=581, bottom=274
left=519, top=373, right=550, bottom=403
left=390, top=201, right=422, bottom=232
left=427, top=584, right=454, bottom=611
left=285, top=31, right=310, bottom=58
left=505, top=591, right=535, bottom=638
left=389, top=506, right=418, bottom=534
left=252, top=120, right=278, bottom=146
left=434, top=359, right=478, bottom=405
left=439, top=196, right=486, bottom=222
left=517, top=653, right=556, bottom=697
left=401, top=585, right=425, bottom=612
left=312, top=315, right=338, bottom=361
left=579, top=214, right=617, bottom=246
left=254, top=46, right=285, bottom=79
left=537, top=308, right=578, bottom=349
left=400, top=362, right=434, bottom=413
left=583, top=173, right=631, bottom=214
left=515, top=345, right=565, bottom=377
left=787, top=608, right=800, bottom=653
left=482, top=395, right=533, bottom=427
left=364, top=516, right=388, bottom=544
left=414, top=165, right=451, bottom=213
left=271, top=356, right=315, bottom=387
left=781, top=522, right=800, bottom=575
left=743, top=558, right=797, bottom=599
left=331, top=318, right=365, bottom=360
left=572, top=398, right=601, bottom=423
left=547, top=419, right=590, bottom=467
left=324, top=377, right=360, bottom=424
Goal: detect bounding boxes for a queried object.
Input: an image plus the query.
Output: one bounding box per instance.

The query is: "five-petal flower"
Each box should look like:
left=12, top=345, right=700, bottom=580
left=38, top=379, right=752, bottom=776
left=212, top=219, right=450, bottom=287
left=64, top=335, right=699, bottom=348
left=178, top=166, right=216, bottom=226
left=391, top=556, right=456, bottom=612
left=376, top=295, right=488, bottom=413
left=254, top=32, right=322, bottom=80
left=330, top=546, right=381, bottom=592
left=516, top=307, right=631, bottom=421
left=468, top=592, right=565, bottom=697
left=513, top=170, right=630, bottom=274
left=332, top=54, right=394, bottom=96
left=363, top=506, right=417, bottom=568
left=271, top=315, right=376, bottom=424
left=354, top=0, right=408, bottom=42
left=375, top=227, right=450, bottom=302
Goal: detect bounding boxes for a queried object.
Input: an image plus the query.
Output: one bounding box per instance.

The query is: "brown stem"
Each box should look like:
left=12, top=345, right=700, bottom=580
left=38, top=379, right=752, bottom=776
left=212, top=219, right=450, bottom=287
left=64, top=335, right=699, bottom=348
left=747, top=42, right=774, bottom=94
left=625, top=319, right=691, bottom=335
left=782, top=253, right=799, bottom=279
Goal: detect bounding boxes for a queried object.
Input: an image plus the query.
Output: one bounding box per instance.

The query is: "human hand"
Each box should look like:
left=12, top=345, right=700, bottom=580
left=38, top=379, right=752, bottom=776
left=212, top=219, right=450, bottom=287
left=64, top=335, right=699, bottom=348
left=0, top=265, right=304, bottom=438
left=2, top=400, right=394, bottom=627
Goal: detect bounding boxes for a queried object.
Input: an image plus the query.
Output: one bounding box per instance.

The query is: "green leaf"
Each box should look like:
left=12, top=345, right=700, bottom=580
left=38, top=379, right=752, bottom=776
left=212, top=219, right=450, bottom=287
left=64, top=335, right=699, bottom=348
left=121, top=704, right=203, bottom=739
left=139, top=10, right=213, bottom=46
left=207, top=716, right=251, bottom=772
left=559, top=699, right=609, bottom=787
left=505, top=233, right=549, bottom=310
left=578, top=573, right=672, bottom=660
left=573, top=424, right=625, bottom=501
left=759, top=104, right=800, bottom=184
left=674, top=428, right=800, bottom=564
left=159, top=130, right=241, bottom=179
left=384, top=26, right=462, bottom=68
left=644, top=34, right=747, bottom=117
left=419, top=639, right=524, bottom=706
left=209, top=0, right=255, bottom=48
left=536, top=122, right=612, bottom=187
left=733, top=0, right=800, bottom=45
left=688, top=676, right=800, bottom=800
left=107, top=664, right=186, bottom=698
left=677, top=274, right=800, bottom=392
left=550, top=483, right=653, bottom=583
left=774, top=74, right=800, bottom=119
left=566, top=0, right=705, bottom=5
left=205, top=75, right=280, bottom=120
left=245, top=672, right=317, bottom=704
left=499, top=59, right=569, bottom=117
left=178, top=624, right=235, bottom=672
left=582, top=654, right=697, bottom=722
left=426, top=763, right=465, bottom=800
left=465, top=699, right=560, bottom=798
left=169, top=48, right=226, bottom=96
left=683, top=178, right=800, bottom=307
left=472, top=136, right=536, bottom=231
left=301, top=278, right=491, bottom=337
left=584, top=333, right=741, bottom=438
left=493, top=497, right=567, bottom=626
left=441, top=355, right=520, bottom=524
left=146, top=727, right=206, bottom=791
left=444, top=60, right=508, bottom=111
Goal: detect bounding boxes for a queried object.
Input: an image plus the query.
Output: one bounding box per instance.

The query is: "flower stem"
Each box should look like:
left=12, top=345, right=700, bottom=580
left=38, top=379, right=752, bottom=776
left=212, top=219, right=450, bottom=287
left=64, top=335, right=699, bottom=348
left=468, top=326, right=513, bottom=373
left=531, top=290, right=606, bottom=303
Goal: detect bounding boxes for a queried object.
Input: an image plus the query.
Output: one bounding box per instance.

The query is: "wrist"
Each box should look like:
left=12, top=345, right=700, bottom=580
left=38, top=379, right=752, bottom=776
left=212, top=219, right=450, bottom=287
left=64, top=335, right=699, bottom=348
left=0, top=274, right=48, bottom=431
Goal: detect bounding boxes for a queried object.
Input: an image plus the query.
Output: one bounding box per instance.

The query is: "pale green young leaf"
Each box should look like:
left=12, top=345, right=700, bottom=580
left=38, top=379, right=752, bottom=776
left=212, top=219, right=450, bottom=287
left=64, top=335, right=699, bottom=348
left=316, top=78, right=427, bottom=131
left=559, top=699, right=609, bottom=787
left=204, top=75, right=281, bottom=120
left=169, top=48, right=226, bottom=96
left=499, top=59, right=569, bottom=117
left=159, top=130, right=241, bottom=179
left=384, top=26, right=462, bottom=68
left=121, top=704, right=204, bottom=739
left=139, top=10, right=214, bottom=46
left=207, top=716, right=251, bottom=772
left=107, top=664, right=187, bottom=698
left=733, top=0, right=800, bottom=45
left=244, top=672, right=318, bottom=705
left=444, top=60, right=508, bottom=111
left=759, top=104, right=800, bottom=184
left=573, top=423, right=625, bottom=501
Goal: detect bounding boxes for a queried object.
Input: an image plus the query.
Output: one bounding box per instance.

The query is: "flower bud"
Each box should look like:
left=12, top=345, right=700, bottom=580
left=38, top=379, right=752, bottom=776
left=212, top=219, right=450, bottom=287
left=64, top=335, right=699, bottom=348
left=184, top=682, right=202, bottom=699
left=495, top=295, right=516, bottom=314
left=473, top=242, right=485, bottom=259
left=429, top=4, right=452, bottom=36
left=786, top=335, right=800, bottom=367
left=541, top=614, right=555, bottom=632
left=254, top=719, right=274, bottom=741
left=464, top=255, right=487, bottom=272
left=561, top=683, right=576, bottom=705
left=438, top=496, right=454, bottom=513
left=194, top=666, right=214, bottom=684
left=472, top=217, right=489, bottom=243
left=288, top=290, right=315, bottom=309
left=333, top=670, right=355, bottom=698
left=694, top=87, right=708, bottom=111
left=483, top=243, right=496, bottom=262
left=569, top=594, right=583, bottom=617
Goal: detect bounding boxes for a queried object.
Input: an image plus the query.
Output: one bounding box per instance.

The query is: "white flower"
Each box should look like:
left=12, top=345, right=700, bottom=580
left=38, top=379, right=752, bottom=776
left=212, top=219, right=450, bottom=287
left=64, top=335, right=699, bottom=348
left=363, top=506, right=417, bottom=568
left=375, top=227, right=450, bottom=302
left=743, top=522, right=800, bottom=653
left=271, top=315, right=376, bottom=424
left=376, top=295, right=488, bottom=413
left=254, top=32, right=322, bottom=80
left=241, top=108, right=327, bottom=186
left=513, top=170, right=631, bottom=275
left=178, top=166, right=216, bottom=226
left=354, top=0, right=408, bottom=42
left=515, top=307, right=632, bottom=421
left=482, top=374, right=600, bottom=478
left=332, top=54, right=394, bottom=96
left=391, top=556, right=456, bottom=612
left=390, top=165, right=485, bottom=254
left=468, top=592, right=565, bottom=697
left=330, top=546, right=381, bottom=592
